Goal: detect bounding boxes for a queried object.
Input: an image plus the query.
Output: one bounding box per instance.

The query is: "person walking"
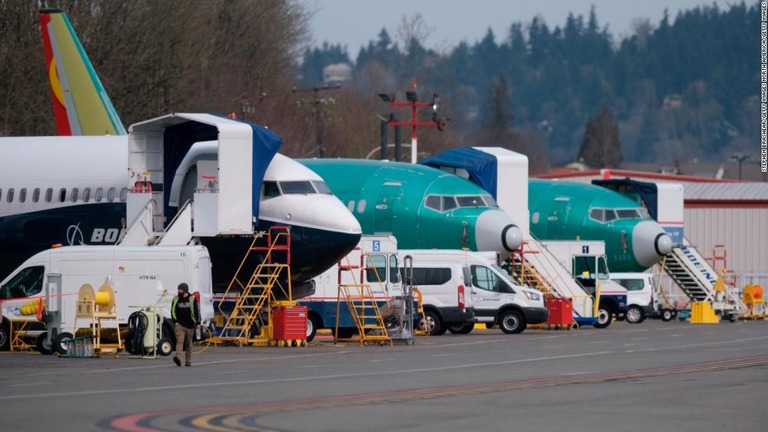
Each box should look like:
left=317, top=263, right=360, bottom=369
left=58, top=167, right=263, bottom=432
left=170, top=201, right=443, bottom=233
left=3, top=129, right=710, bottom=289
left=171, top=282, right=200, bottom=367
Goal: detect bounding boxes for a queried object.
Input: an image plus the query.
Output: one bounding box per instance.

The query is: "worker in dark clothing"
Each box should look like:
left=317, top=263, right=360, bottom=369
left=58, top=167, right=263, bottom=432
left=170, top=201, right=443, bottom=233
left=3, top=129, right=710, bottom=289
left=171, top=282, right=200, bottom=366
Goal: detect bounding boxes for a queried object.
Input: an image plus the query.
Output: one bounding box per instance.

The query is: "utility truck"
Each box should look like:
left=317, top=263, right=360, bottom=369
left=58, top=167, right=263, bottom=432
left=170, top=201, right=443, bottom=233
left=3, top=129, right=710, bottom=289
left=537, top=240, right=628, bottom=328
left=0, top=245, right=214, bottom=354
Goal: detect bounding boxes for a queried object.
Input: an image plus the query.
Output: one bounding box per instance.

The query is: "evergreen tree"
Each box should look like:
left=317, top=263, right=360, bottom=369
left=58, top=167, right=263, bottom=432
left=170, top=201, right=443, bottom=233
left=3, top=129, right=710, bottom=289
left=577, top=107, right=623, bottom=167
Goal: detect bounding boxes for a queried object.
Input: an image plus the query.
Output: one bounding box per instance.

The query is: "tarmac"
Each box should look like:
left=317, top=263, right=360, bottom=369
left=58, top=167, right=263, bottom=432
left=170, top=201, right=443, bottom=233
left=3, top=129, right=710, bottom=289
left=1, top=319, right=767, bottom=431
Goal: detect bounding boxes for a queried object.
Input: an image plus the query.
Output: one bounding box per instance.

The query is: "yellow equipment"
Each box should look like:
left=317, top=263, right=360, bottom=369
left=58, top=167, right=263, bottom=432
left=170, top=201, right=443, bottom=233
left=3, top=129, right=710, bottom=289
left=743, top=285, right=765, bottom=318
left=75, top=283, right=122, bottom=355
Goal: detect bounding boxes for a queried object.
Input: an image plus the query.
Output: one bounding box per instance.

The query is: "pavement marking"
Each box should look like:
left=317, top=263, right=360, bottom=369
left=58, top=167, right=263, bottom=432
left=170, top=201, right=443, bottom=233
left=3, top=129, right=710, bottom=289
left=0, top=351, right=611, bottom=402
left=7, top=381, right=53, bottom=387
left=104, top=354, right=768, bottom=432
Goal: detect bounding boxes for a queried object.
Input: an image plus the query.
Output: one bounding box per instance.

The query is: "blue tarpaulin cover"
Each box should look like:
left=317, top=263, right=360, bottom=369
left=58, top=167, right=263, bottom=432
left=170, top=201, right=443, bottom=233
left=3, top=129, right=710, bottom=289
left=591, top=178, right=659, bottom=221
left=420, top=147, right=499, bottom=198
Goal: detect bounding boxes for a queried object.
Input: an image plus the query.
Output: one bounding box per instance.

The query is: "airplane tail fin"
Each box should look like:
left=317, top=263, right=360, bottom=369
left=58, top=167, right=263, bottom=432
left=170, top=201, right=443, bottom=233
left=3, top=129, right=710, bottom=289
left=39, top=8, right=126, bottom=136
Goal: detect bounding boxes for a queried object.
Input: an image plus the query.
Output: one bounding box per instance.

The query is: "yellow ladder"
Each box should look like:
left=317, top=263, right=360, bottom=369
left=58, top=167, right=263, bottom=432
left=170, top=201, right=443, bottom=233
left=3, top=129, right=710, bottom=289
left=213, top=227, right=292, bottom=346
left=337, top=283, right=392, bottom=346
left=507, top=254, right=556, bottom=298
left=334, top=251, right=392, bottom=346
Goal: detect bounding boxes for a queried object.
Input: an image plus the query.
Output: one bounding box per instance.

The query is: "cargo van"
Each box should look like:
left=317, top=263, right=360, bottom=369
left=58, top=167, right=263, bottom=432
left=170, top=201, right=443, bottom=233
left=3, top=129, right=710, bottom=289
left=0, top=245, right=214, bottom=354
left=398, top=258, right=475, bottom=335
left=610, top=272, right=657, bottom=323
left=400, top=250, right=547, bottom=334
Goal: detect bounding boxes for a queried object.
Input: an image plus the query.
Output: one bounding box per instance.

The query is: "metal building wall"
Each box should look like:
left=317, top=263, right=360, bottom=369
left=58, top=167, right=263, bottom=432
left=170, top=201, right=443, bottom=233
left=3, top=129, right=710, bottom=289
left=684, top=207, right=768, bottom=274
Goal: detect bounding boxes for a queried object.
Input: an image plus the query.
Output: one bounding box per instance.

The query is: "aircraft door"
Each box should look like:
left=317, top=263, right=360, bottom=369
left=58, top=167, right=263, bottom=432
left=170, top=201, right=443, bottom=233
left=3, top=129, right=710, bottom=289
left=546, top=197, right=571, bottom=238
left=374, top=183, right=402, bottom=234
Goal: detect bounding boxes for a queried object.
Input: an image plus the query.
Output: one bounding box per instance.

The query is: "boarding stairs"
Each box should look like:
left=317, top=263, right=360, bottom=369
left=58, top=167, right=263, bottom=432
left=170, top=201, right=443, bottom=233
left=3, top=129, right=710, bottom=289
left=335, top=252, right=392, bottom=346
left=663, top=239, right=747, bottom=316
left=213, top=228, right=292, bottom=346
left=509, top=238, right=596, bottom=321
left=119, top=194, right=196, bottom=246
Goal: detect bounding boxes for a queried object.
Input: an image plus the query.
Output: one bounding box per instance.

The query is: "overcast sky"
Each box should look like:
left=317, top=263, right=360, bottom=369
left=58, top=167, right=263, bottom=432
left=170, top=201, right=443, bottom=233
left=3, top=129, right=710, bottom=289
left=301, top=0, right=720, bottom=54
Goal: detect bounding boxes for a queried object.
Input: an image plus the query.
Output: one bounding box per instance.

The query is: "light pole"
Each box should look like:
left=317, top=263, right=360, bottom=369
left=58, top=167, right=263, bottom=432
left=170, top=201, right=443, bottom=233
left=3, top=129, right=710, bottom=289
left=730, top=153, right=750, bottom=180
left=241, top=100, right=254, bottom=121
left=293, top=84, right=341, bottom=158
left=378, top=83, right=446, bottom=163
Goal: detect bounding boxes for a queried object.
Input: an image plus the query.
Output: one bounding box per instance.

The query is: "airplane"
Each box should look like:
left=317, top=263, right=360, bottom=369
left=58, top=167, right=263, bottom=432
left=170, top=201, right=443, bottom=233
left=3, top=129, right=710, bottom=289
left=420, top=147, right=673, bottom=273
left=298, top=159, right=523, bottom=254
left=528, top=179, right=673, bottom=273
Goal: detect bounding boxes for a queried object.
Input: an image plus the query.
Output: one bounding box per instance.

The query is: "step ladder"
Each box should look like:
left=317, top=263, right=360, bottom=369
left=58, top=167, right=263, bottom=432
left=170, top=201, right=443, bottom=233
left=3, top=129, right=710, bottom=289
left=507, top=253, right=556, bottom=298
left=213, top=227, right=292, bottom=346
left=335, top=253, right=392, bottom=346
left=118, top=198, right=195, bottom=246
left=508, top=238, right=596, bottom=321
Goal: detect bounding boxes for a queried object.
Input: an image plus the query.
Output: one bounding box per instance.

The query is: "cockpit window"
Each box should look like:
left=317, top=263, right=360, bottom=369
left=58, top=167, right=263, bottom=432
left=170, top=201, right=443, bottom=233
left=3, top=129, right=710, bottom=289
left=263, top=181, right=281, bottom=199
left=456, top=196, right=484, bottom=207
left=279, top=181, right=315, bottom=194
left=425, top=195, right=441, bottom=210
left=312, top=180, right=332, bottom=194
left=617, top=209, right=641, bottom=219
left=425, top=194, right=497, bottom=212
left=590, top=207, right=651, bottom=223
left=589, top=208, right=604, bottom=222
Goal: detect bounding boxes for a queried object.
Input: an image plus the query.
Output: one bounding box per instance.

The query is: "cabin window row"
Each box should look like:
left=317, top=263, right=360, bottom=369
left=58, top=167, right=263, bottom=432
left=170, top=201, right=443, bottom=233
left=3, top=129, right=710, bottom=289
left=0, top=187, right=129, bottom=204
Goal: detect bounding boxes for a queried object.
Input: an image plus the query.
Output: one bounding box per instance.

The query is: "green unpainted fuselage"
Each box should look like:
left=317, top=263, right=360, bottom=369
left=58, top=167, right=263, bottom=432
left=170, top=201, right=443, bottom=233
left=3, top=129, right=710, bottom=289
left=529, top=179, right=656, bottom=272
left=300, top=159, right=500, bottom=251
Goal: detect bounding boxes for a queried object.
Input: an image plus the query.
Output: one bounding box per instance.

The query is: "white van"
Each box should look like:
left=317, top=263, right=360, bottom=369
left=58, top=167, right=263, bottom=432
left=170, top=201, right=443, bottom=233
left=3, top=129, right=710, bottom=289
left=400, top=250, right=547, bottom=334
left=0, top=245, right=214, bottom=354
left=610, top=272, right=657, bottom=324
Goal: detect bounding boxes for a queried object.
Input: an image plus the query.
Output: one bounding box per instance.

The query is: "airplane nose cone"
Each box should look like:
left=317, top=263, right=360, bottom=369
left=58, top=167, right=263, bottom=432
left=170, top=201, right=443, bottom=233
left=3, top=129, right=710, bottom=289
left=300, top=196, right=362, bottom=234
left=475, top=209, right=523, bottom=252
left=632, top=221, right=673, bottom=268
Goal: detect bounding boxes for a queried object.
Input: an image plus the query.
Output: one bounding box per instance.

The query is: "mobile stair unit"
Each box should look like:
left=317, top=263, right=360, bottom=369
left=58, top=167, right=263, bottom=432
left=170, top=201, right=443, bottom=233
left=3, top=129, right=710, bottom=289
left=334, top=249, right=392, bottom=346
left=211, top=227, right=300, bottom=347
left=662, top=238, right=747, bottom=320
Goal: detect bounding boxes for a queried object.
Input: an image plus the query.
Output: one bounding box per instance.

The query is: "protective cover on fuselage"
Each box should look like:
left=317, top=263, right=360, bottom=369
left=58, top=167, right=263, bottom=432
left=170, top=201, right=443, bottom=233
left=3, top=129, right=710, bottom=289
left=421, top=147, right=499, bottom=199
left=591, top=179, right=660, bottom=220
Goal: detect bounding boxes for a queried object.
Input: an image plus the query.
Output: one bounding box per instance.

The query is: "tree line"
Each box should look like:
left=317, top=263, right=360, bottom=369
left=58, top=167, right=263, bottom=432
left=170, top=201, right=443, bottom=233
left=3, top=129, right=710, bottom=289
left=301, top=2, right=758, bottom=169
left=0, top=1, right=758, bottom=171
